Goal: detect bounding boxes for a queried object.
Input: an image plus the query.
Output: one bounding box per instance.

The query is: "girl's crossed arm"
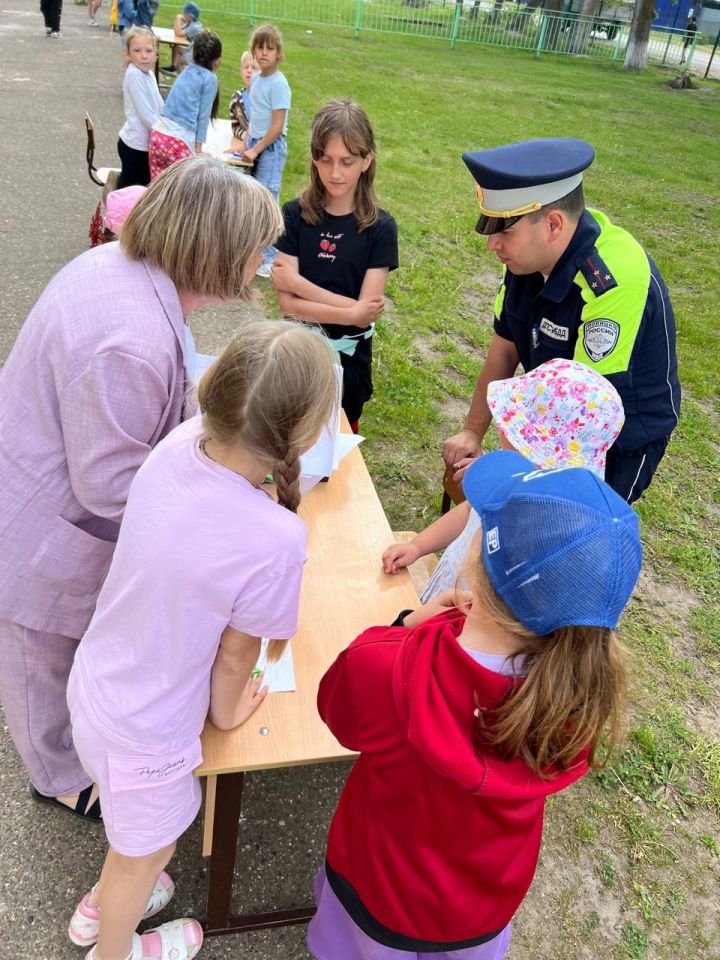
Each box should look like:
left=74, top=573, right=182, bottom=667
left=209, top=625, right=269, bottom=731
left=273, top=255, right=387, bottom=328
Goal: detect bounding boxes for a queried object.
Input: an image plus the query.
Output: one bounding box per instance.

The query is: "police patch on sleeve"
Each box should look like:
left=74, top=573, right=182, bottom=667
left=583, top=318, right=620, bottom=362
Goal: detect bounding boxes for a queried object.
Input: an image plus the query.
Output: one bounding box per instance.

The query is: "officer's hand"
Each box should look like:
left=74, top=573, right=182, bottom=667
left=442, top=430, right=481, bottom=469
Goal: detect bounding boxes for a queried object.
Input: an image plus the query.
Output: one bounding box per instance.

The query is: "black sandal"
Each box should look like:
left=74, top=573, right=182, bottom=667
left=30, top=784, right=103, bottom=822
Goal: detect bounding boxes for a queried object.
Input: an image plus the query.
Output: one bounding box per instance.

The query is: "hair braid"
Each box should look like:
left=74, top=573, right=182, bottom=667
left=274, top=449, right=301, bottom=513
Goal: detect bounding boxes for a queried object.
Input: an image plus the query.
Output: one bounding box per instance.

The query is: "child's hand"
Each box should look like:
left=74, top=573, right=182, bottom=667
left=270, top=259, right=298, bottom=294
left=382, top=540, right=421, bottom=575
left=352, top=296, right=385, bottom=328
left=403, top=589, right=471, bottom=628
left=231, top=671, right=268, bottom=728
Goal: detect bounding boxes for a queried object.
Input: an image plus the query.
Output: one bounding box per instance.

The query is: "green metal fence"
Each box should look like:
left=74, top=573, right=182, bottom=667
left=192, top=1, right=698, bottom=68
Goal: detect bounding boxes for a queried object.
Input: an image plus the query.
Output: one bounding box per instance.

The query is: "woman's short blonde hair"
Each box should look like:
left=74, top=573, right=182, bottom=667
left=121, top=156, right=283, bottom=300
left=124, top=25, right=157, bottom=50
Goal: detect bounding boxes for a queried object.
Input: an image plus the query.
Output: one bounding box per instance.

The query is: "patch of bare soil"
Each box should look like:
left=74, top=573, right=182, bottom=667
left=438, top=394, right=470, bottom=426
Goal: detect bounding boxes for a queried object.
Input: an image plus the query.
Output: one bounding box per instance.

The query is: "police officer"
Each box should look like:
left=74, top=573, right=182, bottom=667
left=443, top=138, right=680, bottom=503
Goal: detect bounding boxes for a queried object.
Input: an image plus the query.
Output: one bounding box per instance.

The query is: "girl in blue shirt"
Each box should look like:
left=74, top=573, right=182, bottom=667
left=149, top=31, right=221, bottom=180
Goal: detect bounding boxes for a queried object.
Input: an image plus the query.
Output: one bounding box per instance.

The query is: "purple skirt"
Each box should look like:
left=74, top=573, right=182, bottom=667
left=307, top=870, right=511, bottom=960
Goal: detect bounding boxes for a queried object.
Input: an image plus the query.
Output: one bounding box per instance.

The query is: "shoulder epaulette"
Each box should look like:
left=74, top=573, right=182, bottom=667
left=578, top=250, right=618, bottom=295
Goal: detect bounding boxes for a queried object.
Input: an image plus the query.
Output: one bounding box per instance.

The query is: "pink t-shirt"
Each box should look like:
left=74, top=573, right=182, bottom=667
left=70, top=418, right=307, bottom=752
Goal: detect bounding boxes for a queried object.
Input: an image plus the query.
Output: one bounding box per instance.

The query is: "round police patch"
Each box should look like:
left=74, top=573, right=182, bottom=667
left=583, top=318, right=620, bottom=362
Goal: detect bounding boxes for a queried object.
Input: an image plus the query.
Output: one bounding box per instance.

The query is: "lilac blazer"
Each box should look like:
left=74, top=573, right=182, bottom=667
left=0, top=243, right=193, bottom=637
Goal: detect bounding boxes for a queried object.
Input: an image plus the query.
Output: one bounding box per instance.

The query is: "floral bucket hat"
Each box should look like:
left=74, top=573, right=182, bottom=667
left=487, top=358, right=625, bottom=479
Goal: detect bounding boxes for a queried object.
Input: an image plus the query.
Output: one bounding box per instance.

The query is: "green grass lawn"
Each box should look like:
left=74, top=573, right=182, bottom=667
left=166, top=13, right=720, bottom=957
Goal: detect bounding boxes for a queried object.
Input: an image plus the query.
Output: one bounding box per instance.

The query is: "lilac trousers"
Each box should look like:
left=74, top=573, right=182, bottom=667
left=0, top=619, right=92, bottom=796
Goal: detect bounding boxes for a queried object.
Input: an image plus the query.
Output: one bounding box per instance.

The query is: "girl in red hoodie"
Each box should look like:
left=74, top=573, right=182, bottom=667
left=312, top=450, right=642, bottom=960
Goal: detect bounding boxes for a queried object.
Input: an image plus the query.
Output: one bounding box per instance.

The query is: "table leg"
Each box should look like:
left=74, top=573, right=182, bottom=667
left=203, top=771, right=316, bottom=936
left=205, top=771, right=245, bottom=932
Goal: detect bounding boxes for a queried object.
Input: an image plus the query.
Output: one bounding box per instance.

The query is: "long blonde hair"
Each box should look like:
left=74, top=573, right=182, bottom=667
left=466, top=553, right=627, bottom=778
left=197, top=320, right=338, bottom=513
left=121, top=156, right=283, bottom=300
left=299, top=99, right=379, bottom=232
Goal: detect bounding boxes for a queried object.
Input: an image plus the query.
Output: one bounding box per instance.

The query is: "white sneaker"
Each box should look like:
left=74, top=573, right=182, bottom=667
left=88, top=18, right=99, bottom=26
left=255, top=263, right=272, bottom=279
left=51, top=31, right=61, bottom=37
left=45, top=27, right=52, bottom=35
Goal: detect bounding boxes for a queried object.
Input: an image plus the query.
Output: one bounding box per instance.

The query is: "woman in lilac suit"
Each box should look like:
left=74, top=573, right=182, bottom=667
left=0, top=156, right=283, bottom=820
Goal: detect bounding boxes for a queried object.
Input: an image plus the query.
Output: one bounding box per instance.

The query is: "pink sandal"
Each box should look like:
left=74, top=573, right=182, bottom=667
left=85, top=918, right=203, bottom=960
left=68, top=871, right=175, bottom=946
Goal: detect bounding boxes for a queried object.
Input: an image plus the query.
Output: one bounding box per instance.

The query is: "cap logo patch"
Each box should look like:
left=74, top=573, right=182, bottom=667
left=583, top=318, right=620, bottom=362
left=486, top=527, right=500, bottom=554
left=539, top=318, right=569, bottom=342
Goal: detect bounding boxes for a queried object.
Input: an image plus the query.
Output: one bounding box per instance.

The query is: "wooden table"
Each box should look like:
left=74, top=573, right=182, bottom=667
left=152, top=26, right=188, bottom=88
left=196, top=438, right=419, bottom=937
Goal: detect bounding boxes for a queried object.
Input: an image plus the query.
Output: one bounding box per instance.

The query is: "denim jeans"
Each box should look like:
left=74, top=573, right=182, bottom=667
left=247, top=135, right=287, bottom=267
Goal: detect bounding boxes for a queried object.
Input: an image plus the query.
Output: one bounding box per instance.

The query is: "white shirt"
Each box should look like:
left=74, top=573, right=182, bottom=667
left=120, top=63, right=164, bottom=151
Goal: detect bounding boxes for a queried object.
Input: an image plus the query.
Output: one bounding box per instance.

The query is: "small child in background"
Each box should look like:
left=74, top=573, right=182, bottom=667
left=272, top=100, right=398, bottom=432
left=229, top=50, right=257, bottom=149
left=243, top=24, right=291, bottom=276
left=383, top=358, right=625, bottom=599
left=135, top=0, right=159, bottom=29
left=66, top=320, right=338, bottom=960
left=312, top=449, right=642, bottom=960
left=149, top=30, right=221, bottom=179
left=117, top=0, right=136, bottom=47
left=164, top=1, right=203, bottom=74
left=89, top=185, right=147, bottom=247
left=117, top=25, right=163, bottom=188
left=87, top=0, right=102, bottom=28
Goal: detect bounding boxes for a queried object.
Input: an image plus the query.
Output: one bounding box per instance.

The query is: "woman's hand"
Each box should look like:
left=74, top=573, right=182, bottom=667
left=243, top=147, right=259, bottom=163
left=231, top=671, right=268, bottom=728
left=382, top=540, right=421, bottom=575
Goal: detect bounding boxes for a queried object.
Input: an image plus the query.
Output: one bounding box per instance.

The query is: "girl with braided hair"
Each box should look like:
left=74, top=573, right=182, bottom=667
left=66, top=319, right=337, bottom=960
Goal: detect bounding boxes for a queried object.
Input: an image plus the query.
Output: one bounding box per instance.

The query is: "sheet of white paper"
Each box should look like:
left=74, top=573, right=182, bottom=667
left=299, top=366, right=343, bottom=478
left=336, top=432, right=364, bottom=463
left=254, top=638, right=296, bottom=693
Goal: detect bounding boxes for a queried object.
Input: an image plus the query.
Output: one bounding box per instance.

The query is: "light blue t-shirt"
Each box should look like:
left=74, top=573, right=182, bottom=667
left=248, top=70, right=291, bottom=138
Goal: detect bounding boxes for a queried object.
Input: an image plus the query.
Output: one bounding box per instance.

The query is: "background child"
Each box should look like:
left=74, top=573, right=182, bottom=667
left=229, top=50, right=257, bottom=148
left=383, top=358, right=625, bottom=599
left=89, top=184, right=146, bottom=247
left=117, top=25, right=163, bottom=188
left=88, top=0, right=102, bottom=28
left=312, top=449, right=642, bottom=960
left=117, top=0, right=136, bottom=46
left=163, top=1, right=203, bottom=74
left=242, top=23, right=291, bottom=276
left=149, top=30, right=221, bottom=179
left=66, top=319, right=338, bottom=960
left=272, top=99, right=398, bottom=432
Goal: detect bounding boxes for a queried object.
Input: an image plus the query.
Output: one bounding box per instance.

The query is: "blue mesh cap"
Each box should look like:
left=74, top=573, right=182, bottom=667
left=462, top=451, right=642, bottom=635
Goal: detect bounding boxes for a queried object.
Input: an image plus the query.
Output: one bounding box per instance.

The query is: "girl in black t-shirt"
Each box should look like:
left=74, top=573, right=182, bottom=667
left=273, top=99, right=398, bottom=431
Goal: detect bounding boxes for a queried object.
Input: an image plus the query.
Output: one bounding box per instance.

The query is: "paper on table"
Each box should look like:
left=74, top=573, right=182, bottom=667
left=299, top=365, right=344, bottom=478
left=254, top=638, right=296, bottom=693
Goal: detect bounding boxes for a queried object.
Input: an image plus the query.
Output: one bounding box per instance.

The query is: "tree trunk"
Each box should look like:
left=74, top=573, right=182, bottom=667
left=624, top=0, right=655, bottom=70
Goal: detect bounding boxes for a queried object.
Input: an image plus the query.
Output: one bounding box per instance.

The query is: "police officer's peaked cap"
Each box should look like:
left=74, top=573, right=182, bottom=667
left=462, top=138, right=595, bottom=235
